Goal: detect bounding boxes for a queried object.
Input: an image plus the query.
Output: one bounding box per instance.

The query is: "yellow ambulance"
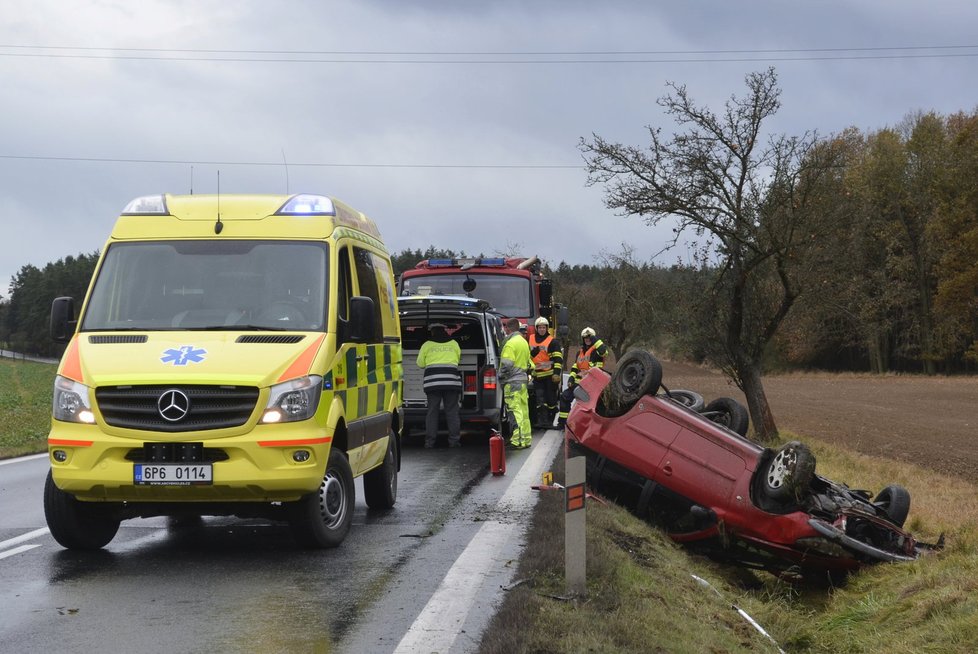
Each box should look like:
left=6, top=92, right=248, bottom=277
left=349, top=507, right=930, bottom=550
left=45, top=193, right=402, bottom=549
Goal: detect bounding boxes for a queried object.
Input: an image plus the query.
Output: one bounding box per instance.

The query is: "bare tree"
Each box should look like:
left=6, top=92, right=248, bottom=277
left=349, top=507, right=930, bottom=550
left=580, top=68, right=843, bottom=441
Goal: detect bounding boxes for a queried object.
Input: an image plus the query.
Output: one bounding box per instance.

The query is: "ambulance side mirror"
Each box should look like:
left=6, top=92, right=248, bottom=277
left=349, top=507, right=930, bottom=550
left=349, top=296, right=376, bottom=343
left=50, top=296, right=77, bottom=343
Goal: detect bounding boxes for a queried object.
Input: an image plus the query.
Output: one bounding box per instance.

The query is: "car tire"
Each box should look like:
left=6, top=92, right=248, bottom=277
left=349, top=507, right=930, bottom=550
left=761, top=441, right=815, bottom=503
left=702, top=397, right=750, bottom=437
left=363, top=429, right=398, bottom=510
left=44, top=470, right=120, bottom=550
left=601, top=350, right=663, bottom=417
left=289, top=448, right=355, bottom=548
left=874, top=484, right=911, bottom=527
left=662, top=389, right=705, bottom=412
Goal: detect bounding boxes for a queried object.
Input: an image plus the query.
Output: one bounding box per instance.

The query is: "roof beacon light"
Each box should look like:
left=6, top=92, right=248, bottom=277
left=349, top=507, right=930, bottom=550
left=276, top=194, right=336, bottom=216
left=122, top=195, right=168, bottom=216
left=480, top=258, right=506, bottom=266
left=427, top=259, right=454, bottom=267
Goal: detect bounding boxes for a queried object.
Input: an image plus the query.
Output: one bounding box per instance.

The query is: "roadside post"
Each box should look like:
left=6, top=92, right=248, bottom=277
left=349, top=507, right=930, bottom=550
left=565, top=455, right=586, bottom=595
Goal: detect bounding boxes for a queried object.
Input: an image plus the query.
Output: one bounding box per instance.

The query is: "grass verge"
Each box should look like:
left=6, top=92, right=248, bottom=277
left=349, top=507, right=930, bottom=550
left=0, top=358, right=55, bottom=459
left=481, top=433, right=978, bottom=653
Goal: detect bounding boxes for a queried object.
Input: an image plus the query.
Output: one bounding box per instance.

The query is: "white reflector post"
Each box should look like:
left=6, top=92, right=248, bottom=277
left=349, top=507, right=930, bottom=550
left=565, top=455, right=586, bottom=596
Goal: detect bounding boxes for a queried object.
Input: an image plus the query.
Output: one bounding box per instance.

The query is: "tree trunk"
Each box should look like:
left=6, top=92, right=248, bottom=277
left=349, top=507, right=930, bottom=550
left=739, top=363, right=779, bottom=442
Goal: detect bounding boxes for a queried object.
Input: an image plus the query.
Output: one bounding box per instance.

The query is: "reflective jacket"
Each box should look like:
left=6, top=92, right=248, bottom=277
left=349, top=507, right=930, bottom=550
left=499, top=331, right=532, bottom=386
left=570, top=337, right=607, bottom=384
left=417, top=339, right=462, bottom=392
left=528, top=332, right=563, bottom=379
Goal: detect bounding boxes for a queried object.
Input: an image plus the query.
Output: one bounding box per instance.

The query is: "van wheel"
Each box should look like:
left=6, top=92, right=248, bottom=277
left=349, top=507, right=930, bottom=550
left=364, top=430, right=398, bottom=510
left=44, top=470, right=120, bottom=550
left=289, top=448, right=355, bottom=548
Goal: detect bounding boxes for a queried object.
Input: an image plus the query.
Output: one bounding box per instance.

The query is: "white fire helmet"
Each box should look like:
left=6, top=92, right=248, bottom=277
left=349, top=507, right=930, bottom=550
left=581, top=327, right=596, bottom=339
left=534, top=317, right=549, bottom=328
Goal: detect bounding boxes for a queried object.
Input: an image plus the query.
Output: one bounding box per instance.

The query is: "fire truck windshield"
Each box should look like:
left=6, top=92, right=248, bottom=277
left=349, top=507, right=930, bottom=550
left=400, top=273, right=532, bottom=317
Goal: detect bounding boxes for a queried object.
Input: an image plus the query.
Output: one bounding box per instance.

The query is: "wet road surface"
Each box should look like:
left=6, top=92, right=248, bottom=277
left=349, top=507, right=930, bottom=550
left=0, top=431, right=561, bottom=653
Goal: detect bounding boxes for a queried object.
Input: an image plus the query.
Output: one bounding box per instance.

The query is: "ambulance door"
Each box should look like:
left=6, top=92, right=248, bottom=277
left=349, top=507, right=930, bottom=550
left=336, top=245, right=366, bottom=469
left=350, top=245, right=392, bottom=475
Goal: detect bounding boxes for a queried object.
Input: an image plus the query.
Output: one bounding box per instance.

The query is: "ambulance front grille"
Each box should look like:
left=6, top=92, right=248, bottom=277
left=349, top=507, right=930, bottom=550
left=95, top=385, right=260, bottom=432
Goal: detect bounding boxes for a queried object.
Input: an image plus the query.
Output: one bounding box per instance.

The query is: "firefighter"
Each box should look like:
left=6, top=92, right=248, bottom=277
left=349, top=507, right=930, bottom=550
left=499, top=316, right=533, bottom=449
left=528, top=316, right=563, bottom=429
left=557, top=326, right=609, bottom=429
left=416, top=323, right=462, bottom=448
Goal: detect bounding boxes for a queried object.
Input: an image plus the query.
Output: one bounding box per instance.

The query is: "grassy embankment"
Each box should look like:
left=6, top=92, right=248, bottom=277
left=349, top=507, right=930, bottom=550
left=0, top=358, right=54, bottom=458
left=481, top=434, right=978, bottom=653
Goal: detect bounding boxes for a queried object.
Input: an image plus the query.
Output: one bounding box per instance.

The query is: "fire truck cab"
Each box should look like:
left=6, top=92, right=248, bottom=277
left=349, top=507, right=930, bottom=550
left=398, top=256, right=568, bottom=340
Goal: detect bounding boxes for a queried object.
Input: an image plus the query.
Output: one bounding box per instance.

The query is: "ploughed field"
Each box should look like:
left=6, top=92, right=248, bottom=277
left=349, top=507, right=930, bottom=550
left=660, top=359, right=978, bottom=481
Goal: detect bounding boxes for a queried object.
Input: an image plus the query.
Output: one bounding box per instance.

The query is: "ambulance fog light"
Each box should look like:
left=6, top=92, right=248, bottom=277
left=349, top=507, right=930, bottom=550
left=262, top=376, right=322, bottom=424
left=53, top=450, right=68, bottom=462
left=292, top=450, right=310, bottom=463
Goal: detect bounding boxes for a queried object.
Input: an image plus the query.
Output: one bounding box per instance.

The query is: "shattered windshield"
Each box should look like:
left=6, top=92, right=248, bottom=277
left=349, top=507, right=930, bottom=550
left=82, top=240, right=328, bottom=331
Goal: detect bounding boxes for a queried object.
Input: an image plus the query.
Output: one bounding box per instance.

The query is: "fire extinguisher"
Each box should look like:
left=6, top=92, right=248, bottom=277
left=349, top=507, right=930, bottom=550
left=489, top=429, right=506, bottom=476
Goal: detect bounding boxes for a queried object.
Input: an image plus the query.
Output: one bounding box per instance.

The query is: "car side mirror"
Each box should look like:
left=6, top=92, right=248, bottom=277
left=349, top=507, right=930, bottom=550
left=50, top=296, right=77, bottom=342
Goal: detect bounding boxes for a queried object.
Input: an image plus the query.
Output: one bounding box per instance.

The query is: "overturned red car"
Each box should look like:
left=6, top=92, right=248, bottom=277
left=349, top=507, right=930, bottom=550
left=566, top=350, right=939, bottom=580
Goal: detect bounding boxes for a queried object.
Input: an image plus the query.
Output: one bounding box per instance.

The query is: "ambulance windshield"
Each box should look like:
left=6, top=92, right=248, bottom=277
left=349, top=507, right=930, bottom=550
left=82, top=240, right=329, bottom=331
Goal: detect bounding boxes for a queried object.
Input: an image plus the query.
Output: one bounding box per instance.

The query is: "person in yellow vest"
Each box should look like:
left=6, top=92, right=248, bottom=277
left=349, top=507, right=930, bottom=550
left=528, top=316, right=563, bottom=429
left=499, top=317, right=533, bottom=449
left=557, top=326, right=608, bottom=429
left=416, top=323, right=463, bottom=448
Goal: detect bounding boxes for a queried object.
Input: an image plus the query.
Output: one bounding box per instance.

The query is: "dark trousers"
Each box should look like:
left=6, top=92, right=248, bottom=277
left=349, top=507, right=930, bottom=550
left=425, top=388, right=461, bottom=446
left=529, top=376, right=557, bottom=427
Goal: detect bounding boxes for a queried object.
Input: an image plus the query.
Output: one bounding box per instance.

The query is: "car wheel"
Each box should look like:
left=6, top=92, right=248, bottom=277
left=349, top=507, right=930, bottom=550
left=662, top=389, right=705, bottom=412
left=702, top=397, right=750, bottom=437
left=874, top=484, right=911, bottom=527
left=289, top=448, right=355, bottom=548
left=761, top=441, right=815, bottom=503
left=44, top=470, right=120, bottom=550
left=601, top=350, right=663, bottom=417
left=364, top=429, right=398, bottom=510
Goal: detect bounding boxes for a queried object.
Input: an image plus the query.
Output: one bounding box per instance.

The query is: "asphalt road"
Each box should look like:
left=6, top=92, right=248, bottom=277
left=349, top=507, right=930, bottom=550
left=0, top=430, right=561, bottom=654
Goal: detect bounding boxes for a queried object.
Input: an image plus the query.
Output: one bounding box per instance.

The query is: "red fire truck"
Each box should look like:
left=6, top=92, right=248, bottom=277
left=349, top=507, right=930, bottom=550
left=398, top=256, right=568, bottom=340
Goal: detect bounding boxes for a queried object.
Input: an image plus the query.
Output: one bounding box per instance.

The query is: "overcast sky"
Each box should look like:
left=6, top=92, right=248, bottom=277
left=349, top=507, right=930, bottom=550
left=2, top=0, right=977, bottom=297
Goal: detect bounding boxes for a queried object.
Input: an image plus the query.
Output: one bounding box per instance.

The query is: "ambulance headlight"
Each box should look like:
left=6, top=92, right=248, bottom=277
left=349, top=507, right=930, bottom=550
left=53, top=375, right=95, bottom=424
left=262, top=375, right=323, bottom=423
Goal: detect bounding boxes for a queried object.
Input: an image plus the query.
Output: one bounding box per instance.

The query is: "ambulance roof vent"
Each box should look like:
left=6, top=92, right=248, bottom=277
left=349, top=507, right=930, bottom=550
left=275, top=194, right=336, bottom=216
left=121, top=194, right=169, bottom=216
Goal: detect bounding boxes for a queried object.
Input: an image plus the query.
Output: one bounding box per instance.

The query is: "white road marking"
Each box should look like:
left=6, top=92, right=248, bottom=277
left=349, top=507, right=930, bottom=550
left=0, top=527, right=50, bottom=551
left=0, top=453, right=48, bottom=466
left=0, top=544, right=42, bottom=560
left=394, top=429, right=561, bottom=654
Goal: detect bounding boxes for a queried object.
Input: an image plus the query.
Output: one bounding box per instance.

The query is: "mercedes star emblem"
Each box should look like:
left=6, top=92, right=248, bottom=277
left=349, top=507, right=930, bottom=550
left=158, top=389, right=191, bottom=422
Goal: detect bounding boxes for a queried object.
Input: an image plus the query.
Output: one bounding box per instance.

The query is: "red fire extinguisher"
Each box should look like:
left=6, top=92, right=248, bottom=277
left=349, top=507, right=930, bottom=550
left=489, top=429, right=506, bottom=476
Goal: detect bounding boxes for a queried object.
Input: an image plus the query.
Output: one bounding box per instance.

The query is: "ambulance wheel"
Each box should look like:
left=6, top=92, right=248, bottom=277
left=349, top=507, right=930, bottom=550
left=290, top=448, right=355, bottom=548
left=44, top=470, right=120, bottom=550
left=364, top=429, right=398, bottom=510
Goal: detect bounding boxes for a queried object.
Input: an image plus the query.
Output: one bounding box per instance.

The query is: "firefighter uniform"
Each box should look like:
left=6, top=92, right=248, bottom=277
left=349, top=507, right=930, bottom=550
left=417, top=325, right=463, bottom=448
left=528, top=317, right=563, bottom=429
left=557, top=327, right=608, bottom=428
left=500, top=319, right=534, bottom=448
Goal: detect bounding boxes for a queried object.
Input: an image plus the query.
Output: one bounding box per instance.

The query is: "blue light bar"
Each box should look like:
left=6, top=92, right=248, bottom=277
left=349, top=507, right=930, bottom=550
left=276, top=194, right=336, bottom=216
left=479, top=258, right=506, bottom=266
left=427, top=259, right=455, bottom=267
